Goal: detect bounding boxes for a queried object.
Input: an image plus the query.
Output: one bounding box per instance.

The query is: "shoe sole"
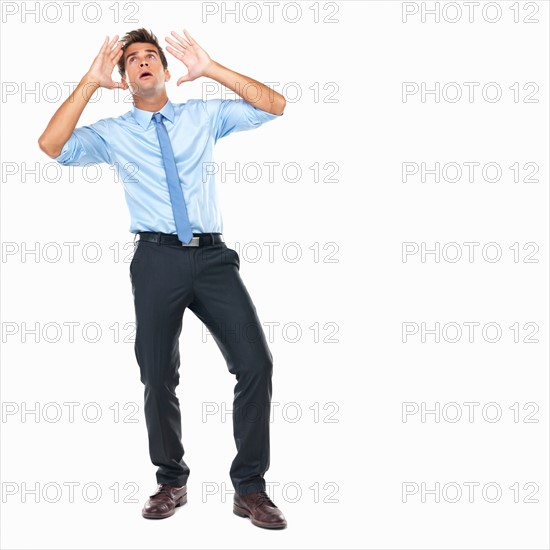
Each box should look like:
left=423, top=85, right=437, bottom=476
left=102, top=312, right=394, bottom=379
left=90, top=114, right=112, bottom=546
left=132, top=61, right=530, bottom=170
left=142, top=494, right=187, bottom=519
left=233, top=503, right=287, bottom=529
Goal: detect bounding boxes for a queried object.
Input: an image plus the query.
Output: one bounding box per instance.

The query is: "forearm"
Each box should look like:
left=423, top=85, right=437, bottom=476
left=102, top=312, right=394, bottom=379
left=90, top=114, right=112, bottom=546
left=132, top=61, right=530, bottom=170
left=38, top=73, right=100, bottom=158
left=204, top=61, right=286, bottom=115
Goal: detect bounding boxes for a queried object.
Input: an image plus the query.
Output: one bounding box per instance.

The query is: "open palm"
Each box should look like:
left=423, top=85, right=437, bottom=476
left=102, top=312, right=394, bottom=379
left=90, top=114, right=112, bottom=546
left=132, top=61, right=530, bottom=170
left=87, top=35, right=128, bottom=90
left=165, top=29, right=213, bottom=85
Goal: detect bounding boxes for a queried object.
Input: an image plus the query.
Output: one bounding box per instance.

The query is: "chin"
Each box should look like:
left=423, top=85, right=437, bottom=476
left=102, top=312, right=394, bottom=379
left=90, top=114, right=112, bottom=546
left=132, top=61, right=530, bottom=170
left=129, top=82, right=154, bottom=95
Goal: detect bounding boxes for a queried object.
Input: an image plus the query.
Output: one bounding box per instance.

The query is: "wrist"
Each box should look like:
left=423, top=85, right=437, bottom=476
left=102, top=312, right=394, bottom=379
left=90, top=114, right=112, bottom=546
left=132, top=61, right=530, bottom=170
left=81, top=73, right=102, bottom=90
left=80, top=73, right=102, bottom=100
left=203, top=59, right=221, bottom=80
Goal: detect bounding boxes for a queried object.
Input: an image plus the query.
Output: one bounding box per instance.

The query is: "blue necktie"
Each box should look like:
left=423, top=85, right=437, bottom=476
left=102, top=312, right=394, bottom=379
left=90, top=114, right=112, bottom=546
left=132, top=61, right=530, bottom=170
left=152, top=112, right=193, bottom=244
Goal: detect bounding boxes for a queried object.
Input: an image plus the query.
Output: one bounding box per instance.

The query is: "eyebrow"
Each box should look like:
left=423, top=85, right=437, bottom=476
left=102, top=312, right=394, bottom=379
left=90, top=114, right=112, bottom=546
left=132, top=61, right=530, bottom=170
left=126, top=49, right=158, bottom=60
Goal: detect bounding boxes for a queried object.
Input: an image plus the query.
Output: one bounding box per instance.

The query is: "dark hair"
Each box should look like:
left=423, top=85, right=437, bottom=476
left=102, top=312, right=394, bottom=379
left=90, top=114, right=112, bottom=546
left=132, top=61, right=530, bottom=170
left=117, top=28, right=168, bottom=78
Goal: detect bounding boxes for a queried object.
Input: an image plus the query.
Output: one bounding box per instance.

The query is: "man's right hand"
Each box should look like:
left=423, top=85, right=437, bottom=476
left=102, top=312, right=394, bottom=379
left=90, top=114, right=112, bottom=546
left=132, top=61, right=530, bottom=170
left=38, top=35, right=127, bottom=158
left=85, top=35, right=128, bottom=90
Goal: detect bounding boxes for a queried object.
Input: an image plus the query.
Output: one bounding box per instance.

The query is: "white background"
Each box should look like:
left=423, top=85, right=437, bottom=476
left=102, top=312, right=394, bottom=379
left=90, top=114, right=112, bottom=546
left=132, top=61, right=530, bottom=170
left=1, top=1, right=548, bottom=549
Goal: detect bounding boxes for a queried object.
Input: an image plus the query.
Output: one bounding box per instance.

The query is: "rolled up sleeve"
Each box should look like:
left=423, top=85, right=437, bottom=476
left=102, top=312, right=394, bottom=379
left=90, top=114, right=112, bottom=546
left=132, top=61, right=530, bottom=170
left=54, top=119, right=112, bottom=166
left=204, top=98, right=283, bottom=142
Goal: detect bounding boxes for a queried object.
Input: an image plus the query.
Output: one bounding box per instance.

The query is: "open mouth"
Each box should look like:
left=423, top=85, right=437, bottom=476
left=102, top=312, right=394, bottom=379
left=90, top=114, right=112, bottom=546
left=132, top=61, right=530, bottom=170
left=139, top=72, right=153, bottom=79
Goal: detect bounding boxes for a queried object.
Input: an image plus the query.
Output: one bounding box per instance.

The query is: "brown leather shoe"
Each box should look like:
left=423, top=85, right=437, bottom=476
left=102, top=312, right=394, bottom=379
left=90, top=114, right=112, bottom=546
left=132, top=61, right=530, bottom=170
left=233, top=490, right=287, bottom=529
left=142, top=483, right=187, bottom=519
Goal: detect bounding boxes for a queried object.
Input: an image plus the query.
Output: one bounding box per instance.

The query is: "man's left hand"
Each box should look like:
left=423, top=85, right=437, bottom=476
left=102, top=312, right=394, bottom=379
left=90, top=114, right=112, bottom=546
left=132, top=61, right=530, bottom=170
left=165, top=29, right=214, bottom=85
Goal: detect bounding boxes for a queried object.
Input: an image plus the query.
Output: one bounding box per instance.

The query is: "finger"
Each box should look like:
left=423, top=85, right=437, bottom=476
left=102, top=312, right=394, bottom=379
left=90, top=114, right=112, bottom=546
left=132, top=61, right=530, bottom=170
left=170, top=30, right=190, bottom=47
left=98, top=35, right=109, bottom=53
left=177, top=74, right=191, bottom=86
left=183, top=29, right=195, bottom=45
left=109, top=51, right=124, bottom=68
left=110, top=42, right=124, bottom=61
left=108, top=34, right=119, bottom=49
left=165, top=44, right=185, bottom=62
left=110, top=39, right=123, bottom=52
left=165, top=36, right=186, bottom=55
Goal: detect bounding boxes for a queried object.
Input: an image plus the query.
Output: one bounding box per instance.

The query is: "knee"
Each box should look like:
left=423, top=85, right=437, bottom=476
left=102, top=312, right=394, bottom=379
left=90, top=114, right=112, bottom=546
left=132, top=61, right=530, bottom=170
left=140, top=369, right=180, bottom=393
left=238, top=348, right=273, bottom=380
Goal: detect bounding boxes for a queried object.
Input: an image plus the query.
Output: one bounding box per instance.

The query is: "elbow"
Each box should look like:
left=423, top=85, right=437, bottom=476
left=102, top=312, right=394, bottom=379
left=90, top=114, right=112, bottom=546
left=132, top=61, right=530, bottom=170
left=270, top=96, right=286, bottom=116
left=273, top=97, right=286, bottom=116
left=38, top=136, right=61, bottom=159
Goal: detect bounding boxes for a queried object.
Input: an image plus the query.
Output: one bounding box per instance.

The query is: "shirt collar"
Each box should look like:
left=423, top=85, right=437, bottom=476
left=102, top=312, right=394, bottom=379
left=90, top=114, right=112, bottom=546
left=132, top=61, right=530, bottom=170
left=131, top=98, right=175, bottom=130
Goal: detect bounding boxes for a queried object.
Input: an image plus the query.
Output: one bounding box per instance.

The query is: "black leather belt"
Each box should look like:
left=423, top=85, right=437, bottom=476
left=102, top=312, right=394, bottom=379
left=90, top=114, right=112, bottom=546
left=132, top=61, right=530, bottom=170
left=136, top=231, right=224, bottom=247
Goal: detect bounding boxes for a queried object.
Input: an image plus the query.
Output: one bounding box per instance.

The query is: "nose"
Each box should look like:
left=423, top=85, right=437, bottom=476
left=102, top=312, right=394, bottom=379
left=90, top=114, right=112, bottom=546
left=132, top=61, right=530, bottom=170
left=140, top=61, right=149, bottom=67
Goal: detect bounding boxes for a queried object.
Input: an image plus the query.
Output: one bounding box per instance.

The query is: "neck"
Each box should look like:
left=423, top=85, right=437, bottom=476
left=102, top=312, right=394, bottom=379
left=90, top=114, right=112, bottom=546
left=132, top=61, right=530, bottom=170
left=133, top=91, right=169, bottom=112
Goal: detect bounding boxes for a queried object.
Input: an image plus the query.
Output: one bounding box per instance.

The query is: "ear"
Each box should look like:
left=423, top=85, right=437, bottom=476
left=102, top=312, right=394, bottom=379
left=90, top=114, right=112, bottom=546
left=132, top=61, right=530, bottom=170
left=164, top=69, right=171, bottom=82
left=121, top=75, right=134, bottom=93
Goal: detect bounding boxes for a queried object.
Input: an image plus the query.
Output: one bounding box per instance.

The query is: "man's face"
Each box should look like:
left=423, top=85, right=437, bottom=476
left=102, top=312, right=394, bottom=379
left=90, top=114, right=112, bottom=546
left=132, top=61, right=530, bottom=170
left=122, top=42, right=170, bottom=97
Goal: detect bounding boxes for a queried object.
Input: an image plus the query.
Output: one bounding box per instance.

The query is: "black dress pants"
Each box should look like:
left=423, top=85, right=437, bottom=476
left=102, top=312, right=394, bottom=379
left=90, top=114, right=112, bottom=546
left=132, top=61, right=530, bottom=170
left=129, top=233, right=273, bottom=496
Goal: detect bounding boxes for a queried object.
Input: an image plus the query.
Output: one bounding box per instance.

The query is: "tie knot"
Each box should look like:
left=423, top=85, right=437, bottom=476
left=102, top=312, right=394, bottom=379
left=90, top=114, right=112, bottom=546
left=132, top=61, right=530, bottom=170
left=153, top=112, right=163, bottom=123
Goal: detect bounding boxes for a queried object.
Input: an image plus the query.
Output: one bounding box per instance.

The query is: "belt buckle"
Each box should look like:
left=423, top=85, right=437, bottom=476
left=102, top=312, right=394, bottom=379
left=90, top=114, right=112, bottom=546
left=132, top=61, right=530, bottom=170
left=181, top=236, right=200, bottom=247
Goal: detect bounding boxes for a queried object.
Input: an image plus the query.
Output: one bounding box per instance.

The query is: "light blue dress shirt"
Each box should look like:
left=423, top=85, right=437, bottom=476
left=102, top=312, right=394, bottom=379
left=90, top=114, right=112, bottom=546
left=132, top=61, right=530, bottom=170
left=54, top=98, right=282, bottom=234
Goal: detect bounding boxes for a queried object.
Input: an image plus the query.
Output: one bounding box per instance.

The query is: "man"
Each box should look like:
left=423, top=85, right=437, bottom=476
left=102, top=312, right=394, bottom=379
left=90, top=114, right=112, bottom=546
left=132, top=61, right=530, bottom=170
left=38, top=27, right=287, bottom=529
